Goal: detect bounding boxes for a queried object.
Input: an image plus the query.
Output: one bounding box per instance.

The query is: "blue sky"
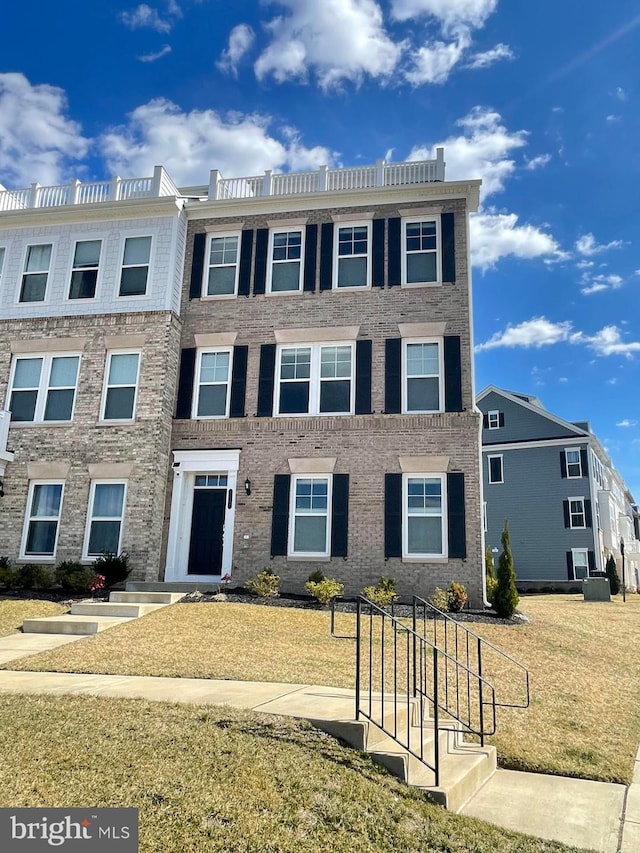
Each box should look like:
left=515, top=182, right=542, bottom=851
left=2, top=0, right=639, bottom=497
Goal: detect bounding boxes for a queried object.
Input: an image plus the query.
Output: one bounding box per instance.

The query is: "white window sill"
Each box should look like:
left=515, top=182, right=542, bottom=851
left=286, top=555, right=331, bottom=562
left=201, top=293, right=237, bottom=300
left=400, top=281, right=442, bottom=289
left=18, top=556, right=56, bottom=563
left=402, top=555, right=449, bottom=563
left=10, top=421, right=73, bottom=428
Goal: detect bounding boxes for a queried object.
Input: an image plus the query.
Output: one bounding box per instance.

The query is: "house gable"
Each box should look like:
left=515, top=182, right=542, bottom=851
left=478, top=387, right=587, bottom=446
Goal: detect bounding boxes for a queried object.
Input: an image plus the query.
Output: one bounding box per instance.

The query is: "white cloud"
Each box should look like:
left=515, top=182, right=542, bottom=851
left=0, top=73, right=90, bottom=187
left=253, top=0, right=401, bottom=90
left=606, top=114, right=621, bottom=122
left=475, top=317, right=573, bottom=352
left=465, top=43, right=514, bottom=69
left=575, top=232, right=625, bottom=256
left=617, top=419, right=638, bottom=428
left=99, top=98, right=335, bottom=186
left=559, top=377, right=569, bottom=383
left=576, top=260, right=594, bottom=270
left=576, top=326, right=640, bottom=358
left=470, top=211, right=561, bottom=270
left=580, top=273, right=623, bottom=295
left=524, top=153, right=551, bottom=170
left=138, top=45, right=172, bottom=63
left=391, top=0, right=498, bottom=29
left=405, top=31, right=470, bottom=84
left=120, top=4, right=173, bottom=33
left=217, top=24, right=255, bottom=76
left=615, top=86, right=628, bottom=101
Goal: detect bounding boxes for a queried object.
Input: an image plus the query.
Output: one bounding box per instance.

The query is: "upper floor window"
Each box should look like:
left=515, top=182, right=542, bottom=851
left=20, top=244, right=52, bottom=302
left=194, top=349, right=231, bottom=418
left=69, top=239, right=101, bottom=299
left=403, top=340, right=442, bottom=413
left=565, top=448, right=582, bottom=478
left=119, top=236, right=151, bottom=297
left=488, top=455, right=503, bottom=484
left=289, top=475, right=331, bottom=557
left=268, top=229, right=303, bottom=293
left=334, top=223, right=370, bottom=288
left=402, top=218, right=439, bottom=285
left=276, top=343, right=354, bottom=416
left=488, top=410, right=500, bottom=429
left=404, top=475, right=445, bottom=558
left=205, top=234, right=239, bottom=297
left=9, top=354, right=80, bottom=423
left=568, top=498, right=586, bottom=529
left=101, top=352, right=140, bottom=421
left=21, top=481, right=64, bottom=559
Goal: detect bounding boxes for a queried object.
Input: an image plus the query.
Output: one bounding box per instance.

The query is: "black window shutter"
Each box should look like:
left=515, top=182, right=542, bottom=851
left=441, top=212, right=456, bottom=283
left=331, top=474, right=349, bottom=558
left=499, top=412, right=505, bottom=427
left=588, top=551, right=596, bottom=574
left=175, top=348, right=196, bottom=419
left=560, top=451, right=567, bottom=478
left=585, top=499, right=593, bottom=528
left=229, top=345, right=248, bottom=418
left=384, top=338, right=401, bottom=414
left=387, top=217, right=401, bottom=286
left=189, top=233, right=206, bottom=299
left=566, top=551, right=574, bottom=580
left=482, top=414, right=489, bottom=428
left=444, top=336, right=463, bottom=412
left=372, top=219, right=385, bottom=287
left=355, top=340, right=372, bottom=415
left=271, top=475, right=291, bottom=557
left=303, top=223, right=318, bottom=292
left=447, top=472, right=466, bottom=559
left=256, top=344, right=276, bottom=417
left=580, top=448, right=589, bottom=477
left=319, top=223, right=334, bottom=291
left=253, top=228, right=269, bottom=295
left=238, top=230, right=254, bottom=297
left=563, top=500, right=570, bottom=528
left=384, top=473, right=402, bottom=559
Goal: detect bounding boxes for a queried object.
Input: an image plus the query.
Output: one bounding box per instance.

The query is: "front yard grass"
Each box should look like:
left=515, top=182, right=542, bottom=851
left=0, top=598, right=66, bottom=637
left=0, top=693, right=589, bottom=853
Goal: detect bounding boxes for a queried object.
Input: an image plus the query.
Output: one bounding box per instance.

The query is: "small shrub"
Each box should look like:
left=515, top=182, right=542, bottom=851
left=93, top=552, right=131, bottom=589
left=429, top=587, right=451, bottom=611
left=54, top=561, right=95, bottom=594
left=494, top=521, right=519, bottom=618
left=485, top=546, right=497, bottom=605
left=605, top=554, right=621, bottom=595
left=0, top=557, right=16, bottom=589
left=245, top=568, right=280, bottom=598
left=363, top=576, right=398, bottom=608
left=307, top=569, right=326, bottom=585
left=14, top=564, right=53, bottom=590
left=448, top=581, right=468, bottom=612
left=305, top=577, right=344, bottom=606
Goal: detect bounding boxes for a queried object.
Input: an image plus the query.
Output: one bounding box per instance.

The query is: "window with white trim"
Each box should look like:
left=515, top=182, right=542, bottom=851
left=403, top=339, right=443, bottom=413
left=403, top=474, right=446, bottom=558
left=276, top=343, right=354, bottom=415
left=69, top=239, right=101, bottom=299
left=9, top=354, right=80, bottom=423
left=571, top=548, right=589, bottom=580
left=334, top=223, right=370, bottom=288
left=488, top=455, right=503, bottom=484
left=204, top=233, right=239, bottom=297
left=21, top=481, right=64, bottom=559
left=267, top=229, right=303, bottom=293
left=119, top=236, right=151, bottom=296
left=488, top=410, right=500, bottom=429
left=193, top=349, right=231, bottom=418
left=402, top=217, right=440, bottom=285
left=84, top=481, right=127, bottom=558
left=101, top=352, right=140, bottom=421
left=20, top=244, right=52, bottom=302
left=569, top=498, right=586, bottom=528
left=565, top=448, right=582, bottom=478
left=289, top=475, right=331, bottom=557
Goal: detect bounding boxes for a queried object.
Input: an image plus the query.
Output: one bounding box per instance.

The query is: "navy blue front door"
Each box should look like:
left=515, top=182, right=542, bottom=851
left=187, top=489, right=226, bottom=575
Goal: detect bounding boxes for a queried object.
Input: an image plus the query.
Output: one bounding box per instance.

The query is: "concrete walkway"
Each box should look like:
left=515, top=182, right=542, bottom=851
left=0, top=631, right=637, bottom=852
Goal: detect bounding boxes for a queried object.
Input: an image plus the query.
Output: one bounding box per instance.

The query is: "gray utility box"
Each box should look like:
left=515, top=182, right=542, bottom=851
left=583, top=577, right=611, bottom=602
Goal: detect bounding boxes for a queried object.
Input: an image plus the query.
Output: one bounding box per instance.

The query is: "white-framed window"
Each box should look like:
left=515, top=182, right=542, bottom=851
left=8, top=354, right=80, bottom=423
left=204, top=233, right=240, bottom=297
left=69, top=239, right=101, bottom=299
left=334, top=223, right=370, bottom=289
left=569, top=497, right=586, bottom=529
left=84, top=481, right=127, bottom=559
left=565, top=448, right=582, bottom=478
left=403, top=339, right=443, bottom=413
left=21, top=481, right=64, bottom=559
left=571, top=548, right=589, bottom=580
left=101, top=352, right=140, bottom=421
left=403, top=474, right=446, bottom=558
left=402, top=217, right=440, bottom=285
left=488, top=455, right=503, bottom=484
left=267, top=228, right=304, bottom=293
left=488, top=410, right=500, bottom=429
left=289, top=475, right=331, bottom=557
left=275, top=342, right=354, bottom=416
left=119, top=236, right=151, bottom=296
left=20, top=244, right=52, bottom=302
left=193, top=349, right=232, bottom=418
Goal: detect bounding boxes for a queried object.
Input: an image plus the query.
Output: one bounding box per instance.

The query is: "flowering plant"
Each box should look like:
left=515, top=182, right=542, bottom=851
left=90, top=573, right=106, bottom=593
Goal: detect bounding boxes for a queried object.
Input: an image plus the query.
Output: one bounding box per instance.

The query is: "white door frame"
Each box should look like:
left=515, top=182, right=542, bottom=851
left=165, top=449, right=240, bottom=582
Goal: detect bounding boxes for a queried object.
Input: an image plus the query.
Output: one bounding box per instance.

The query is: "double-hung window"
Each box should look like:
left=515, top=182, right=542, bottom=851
left=402, top=218, right=440, bottom=285
left=9, top=354, right=80, bottom=423
left=69, top=239, right=101, bottom=299
left=20, top=244, right=52, bottom=302
left=404, top=475, right=446, bottom=558
left=565, top=448, right=582, bottom=478
left=102, top=352, right=140, bottom=421
left=569, top=498, right=586, bottom=528
left=268, top=229, right=303, bottom=293
left=488, top=455, right=503, bottom=484
left=403, top=339, right=443, bottom=413
left=571, top=549, right=589, bottom=580
left=84, top=481, right=127, bottom=558
left=119, top=236, right=151, bottom=296
left=276, top=343, right=354, bottom=416
left=205, top=234, right=239, bottom=296
left=289, top=475, right=331, bottom=557
left=21, top=482, right=64, bottom=559
left=488, top=410, right=500, bottom=429
left=194, top=349, right=231, bottom=418
left=334, top=223, right=370, bottom=288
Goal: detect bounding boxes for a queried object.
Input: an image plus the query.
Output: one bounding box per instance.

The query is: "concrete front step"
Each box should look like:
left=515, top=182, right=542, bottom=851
left=127, top=582, right=221, bottom=593
left=110, top=591, right=186, bottom=604
left=22, top=615, right=133, bottom=636
left=70, top=602, right=166, bottom=618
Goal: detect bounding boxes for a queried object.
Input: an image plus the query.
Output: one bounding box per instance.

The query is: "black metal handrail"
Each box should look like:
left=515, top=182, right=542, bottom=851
left=412, top=595, right=530, bottom=711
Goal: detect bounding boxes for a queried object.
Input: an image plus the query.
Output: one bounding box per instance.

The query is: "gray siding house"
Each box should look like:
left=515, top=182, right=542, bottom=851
left=478, top=387, right=640, bottom=591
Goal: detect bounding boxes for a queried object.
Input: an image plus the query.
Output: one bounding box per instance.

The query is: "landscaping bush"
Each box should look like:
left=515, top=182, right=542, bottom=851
left=245, top=568, right=280, bottom=598
left=363, top=576, right=398, bottom=608
left=0, top=556, right=16, bottom=589
left=485, top=545, right=497, bottom=605
left=605, top=554, right=621, bottom=595
left=448, top=581, right=468, bottom=612
left=494, top=521, right=519, bottom=618
left=305, top=577, right=344, bottom=606
left=93, top=552, right=131, bottom=589
left=14, top=563, right=53, bottom=590
left=54, top=561, right=96, bottom=594
left=429, top=587, right=451, bottom=611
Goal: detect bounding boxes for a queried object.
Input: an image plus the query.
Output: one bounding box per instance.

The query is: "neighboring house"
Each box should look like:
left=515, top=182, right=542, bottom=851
left=478, top=387, right=640, bottom=590
left=0, top=153, right=486, bottom=605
